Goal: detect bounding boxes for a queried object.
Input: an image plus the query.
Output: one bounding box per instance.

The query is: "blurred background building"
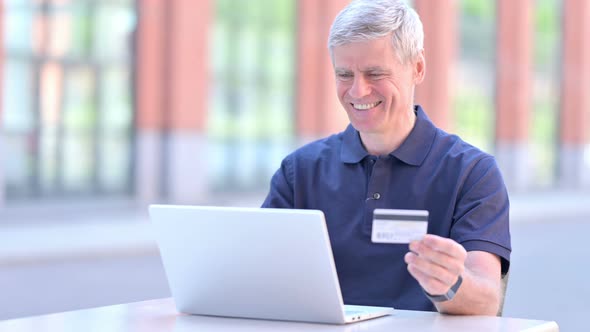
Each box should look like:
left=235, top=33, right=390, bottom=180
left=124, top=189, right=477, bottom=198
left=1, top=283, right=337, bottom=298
left=1, top=0, right=590, bottom=330
left=1, top=0, right=588, bottom=208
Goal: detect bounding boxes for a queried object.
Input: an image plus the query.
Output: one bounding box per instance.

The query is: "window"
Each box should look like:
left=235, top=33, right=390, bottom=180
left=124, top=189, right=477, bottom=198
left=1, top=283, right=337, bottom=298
left=2, top=0, right=136, bottom=199
left=454, top=0, right=496, bottom=153
left=209, top=0, right=296, bottom=192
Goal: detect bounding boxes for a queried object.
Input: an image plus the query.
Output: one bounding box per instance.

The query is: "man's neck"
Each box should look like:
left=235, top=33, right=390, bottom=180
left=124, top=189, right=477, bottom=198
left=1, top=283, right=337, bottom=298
left=360, top=110, right=417, bottom=156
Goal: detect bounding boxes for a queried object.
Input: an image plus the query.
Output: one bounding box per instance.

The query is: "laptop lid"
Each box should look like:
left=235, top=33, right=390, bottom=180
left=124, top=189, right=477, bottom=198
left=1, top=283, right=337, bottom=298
left=149, top=205, right=393, bottom=324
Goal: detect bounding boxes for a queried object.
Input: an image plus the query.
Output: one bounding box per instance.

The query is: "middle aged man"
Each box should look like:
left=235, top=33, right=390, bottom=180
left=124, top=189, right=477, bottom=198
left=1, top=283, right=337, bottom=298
left=262, top=0, right=510, bottom=316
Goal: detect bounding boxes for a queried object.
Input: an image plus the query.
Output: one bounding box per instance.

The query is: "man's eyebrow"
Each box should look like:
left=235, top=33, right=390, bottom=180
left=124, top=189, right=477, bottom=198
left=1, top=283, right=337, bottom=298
left=334, top=68, right=352, bottom=74
left=363, top=67, right=389, bottom=73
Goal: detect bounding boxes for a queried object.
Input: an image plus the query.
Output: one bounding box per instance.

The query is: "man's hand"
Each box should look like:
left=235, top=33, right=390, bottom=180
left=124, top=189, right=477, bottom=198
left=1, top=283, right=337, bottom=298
left=404, top=234, right=502, bottom=315
left=404, top=234, right=467, bottom=296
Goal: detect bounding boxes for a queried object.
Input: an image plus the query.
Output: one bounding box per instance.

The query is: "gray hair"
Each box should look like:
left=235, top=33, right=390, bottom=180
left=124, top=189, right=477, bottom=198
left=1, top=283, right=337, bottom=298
left=328, top=0, right=424, bottom=64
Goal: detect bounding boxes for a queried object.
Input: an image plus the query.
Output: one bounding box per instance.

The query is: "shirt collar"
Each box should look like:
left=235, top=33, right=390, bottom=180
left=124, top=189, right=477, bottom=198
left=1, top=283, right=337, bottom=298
left=340, top=105, right=437, bottom=166
left=341, top=124, right=369, bottom=163
left=390, top=105, right=437, bottom=166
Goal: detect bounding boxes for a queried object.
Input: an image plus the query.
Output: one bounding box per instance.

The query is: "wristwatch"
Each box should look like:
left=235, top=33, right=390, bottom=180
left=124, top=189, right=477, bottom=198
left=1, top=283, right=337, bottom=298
left=423, top=275, right=463, bottom=302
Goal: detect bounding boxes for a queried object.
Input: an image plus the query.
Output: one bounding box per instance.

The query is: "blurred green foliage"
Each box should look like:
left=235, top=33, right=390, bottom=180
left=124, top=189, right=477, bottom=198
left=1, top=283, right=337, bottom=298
left=453, top=89, right=494, bottom=153
left=454, top=0, right=560, bottom=186
left=72, top=4, right=94, bottom=57
left=210, top=0, right=296, bottom=141
left=531, top=98, right=558, bottom=185
left=462, top=0, right=494, bottom=19
left=534, top=0, right=559, bottom=70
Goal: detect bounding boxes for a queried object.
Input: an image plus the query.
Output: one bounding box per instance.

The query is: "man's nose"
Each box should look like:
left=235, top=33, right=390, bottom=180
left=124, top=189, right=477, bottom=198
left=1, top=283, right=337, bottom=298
left=349, top=76, right=371, bottom=98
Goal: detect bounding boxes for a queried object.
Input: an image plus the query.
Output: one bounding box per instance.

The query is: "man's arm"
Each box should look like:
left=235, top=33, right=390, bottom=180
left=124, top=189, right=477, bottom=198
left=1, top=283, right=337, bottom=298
left=404, top=234, right=502, bottom=315
left=261, top=156, right=295, bottom=208
left=404, top=155, right=509, bottom=315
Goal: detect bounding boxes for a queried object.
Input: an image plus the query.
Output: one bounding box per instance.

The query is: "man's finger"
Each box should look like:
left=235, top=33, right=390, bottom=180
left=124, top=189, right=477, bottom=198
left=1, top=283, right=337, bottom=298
left=406, top=260, right=453, bottom=295
left=409, top=241, right=464, bottom=276
left=422, top=234, right=467, bottom=259
left=405, top=251, right=457, bottom=286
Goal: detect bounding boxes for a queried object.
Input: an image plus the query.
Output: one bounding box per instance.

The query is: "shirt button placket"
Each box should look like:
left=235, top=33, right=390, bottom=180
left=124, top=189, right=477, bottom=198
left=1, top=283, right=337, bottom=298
left=364, top=158, right=389, bottom=233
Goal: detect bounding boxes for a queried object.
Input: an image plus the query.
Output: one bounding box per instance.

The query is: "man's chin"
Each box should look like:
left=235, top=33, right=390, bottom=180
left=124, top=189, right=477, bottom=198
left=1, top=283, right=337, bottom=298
left=348, top=121, right=379, bottom=135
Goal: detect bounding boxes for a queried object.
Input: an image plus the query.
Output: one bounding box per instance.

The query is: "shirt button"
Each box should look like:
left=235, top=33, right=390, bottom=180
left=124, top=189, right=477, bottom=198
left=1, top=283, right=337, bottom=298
left=373, top=193, right=381, bottom=200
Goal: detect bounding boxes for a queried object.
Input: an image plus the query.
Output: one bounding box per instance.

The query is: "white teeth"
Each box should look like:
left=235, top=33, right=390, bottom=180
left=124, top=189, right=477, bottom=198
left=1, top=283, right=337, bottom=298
left=352, top=102, right=380, bottom=110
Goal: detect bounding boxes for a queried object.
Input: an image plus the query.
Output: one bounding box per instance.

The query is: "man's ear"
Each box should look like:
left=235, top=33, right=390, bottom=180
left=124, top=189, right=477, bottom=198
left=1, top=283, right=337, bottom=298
left=413, top=50, right=426, bottom=84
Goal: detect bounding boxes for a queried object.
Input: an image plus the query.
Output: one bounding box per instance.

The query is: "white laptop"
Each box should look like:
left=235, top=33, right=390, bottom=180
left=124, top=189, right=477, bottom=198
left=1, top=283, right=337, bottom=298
left=149, top=205, right=394, bottom=324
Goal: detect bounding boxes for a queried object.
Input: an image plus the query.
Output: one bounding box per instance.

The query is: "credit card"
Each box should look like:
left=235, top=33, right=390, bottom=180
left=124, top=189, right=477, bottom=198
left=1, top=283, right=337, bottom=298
left=371, top=209, right=429, bottom=244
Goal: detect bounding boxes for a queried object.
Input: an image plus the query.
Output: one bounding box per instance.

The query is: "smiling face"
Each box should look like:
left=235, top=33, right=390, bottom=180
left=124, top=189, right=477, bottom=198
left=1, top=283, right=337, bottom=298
left=332, top=35, right=425, bottom=139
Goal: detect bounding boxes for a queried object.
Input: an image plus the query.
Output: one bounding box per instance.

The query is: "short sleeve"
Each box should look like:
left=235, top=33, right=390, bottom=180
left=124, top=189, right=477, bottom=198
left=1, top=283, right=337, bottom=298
left=261, top=155, right=295, bottom=208
left=451, top=156, right=511, bottom=275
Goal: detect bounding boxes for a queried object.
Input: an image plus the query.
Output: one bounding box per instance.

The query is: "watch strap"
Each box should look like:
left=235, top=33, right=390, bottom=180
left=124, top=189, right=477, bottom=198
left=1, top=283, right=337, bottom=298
left=423, top=274, right=463, bottom=302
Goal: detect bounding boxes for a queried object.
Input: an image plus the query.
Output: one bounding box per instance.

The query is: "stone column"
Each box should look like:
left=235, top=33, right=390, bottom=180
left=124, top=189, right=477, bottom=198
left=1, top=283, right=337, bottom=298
left=296, top=0, right=350, bottom=142
left=413, top=0, right=458, bottom=131
left=165, top=0, right=210, bottom=203
left=135, top=0, right=210, bottom=204
left=135, top=0, right=166, bottom=204
left=495, top=0, right=534, bottom=192
left=559, top=0, right=590, bottom=188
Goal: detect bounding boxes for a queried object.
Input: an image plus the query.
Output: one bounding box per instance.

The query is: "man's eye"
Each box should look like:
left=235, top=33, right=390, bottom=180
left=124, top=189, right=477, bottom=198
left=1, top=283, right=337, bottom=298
left=368, top=73, right=384, bottom=79
left=337, top=73, right=353, bottom=80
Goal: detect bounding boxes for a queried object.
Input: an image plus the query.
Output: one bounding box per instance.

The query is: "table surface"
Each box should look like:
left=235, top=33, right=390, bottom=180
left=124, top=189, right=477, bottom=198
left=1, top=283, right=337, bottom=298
left=0, top=298, right=559, bottom=332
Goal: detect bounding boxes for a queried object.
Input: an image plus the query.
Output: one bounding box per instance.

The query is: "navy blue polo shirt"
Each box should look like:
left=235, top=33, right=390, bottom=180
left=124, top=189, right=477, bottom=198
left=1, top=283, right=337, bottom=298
left=262, top=105, right=511, bottom=312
